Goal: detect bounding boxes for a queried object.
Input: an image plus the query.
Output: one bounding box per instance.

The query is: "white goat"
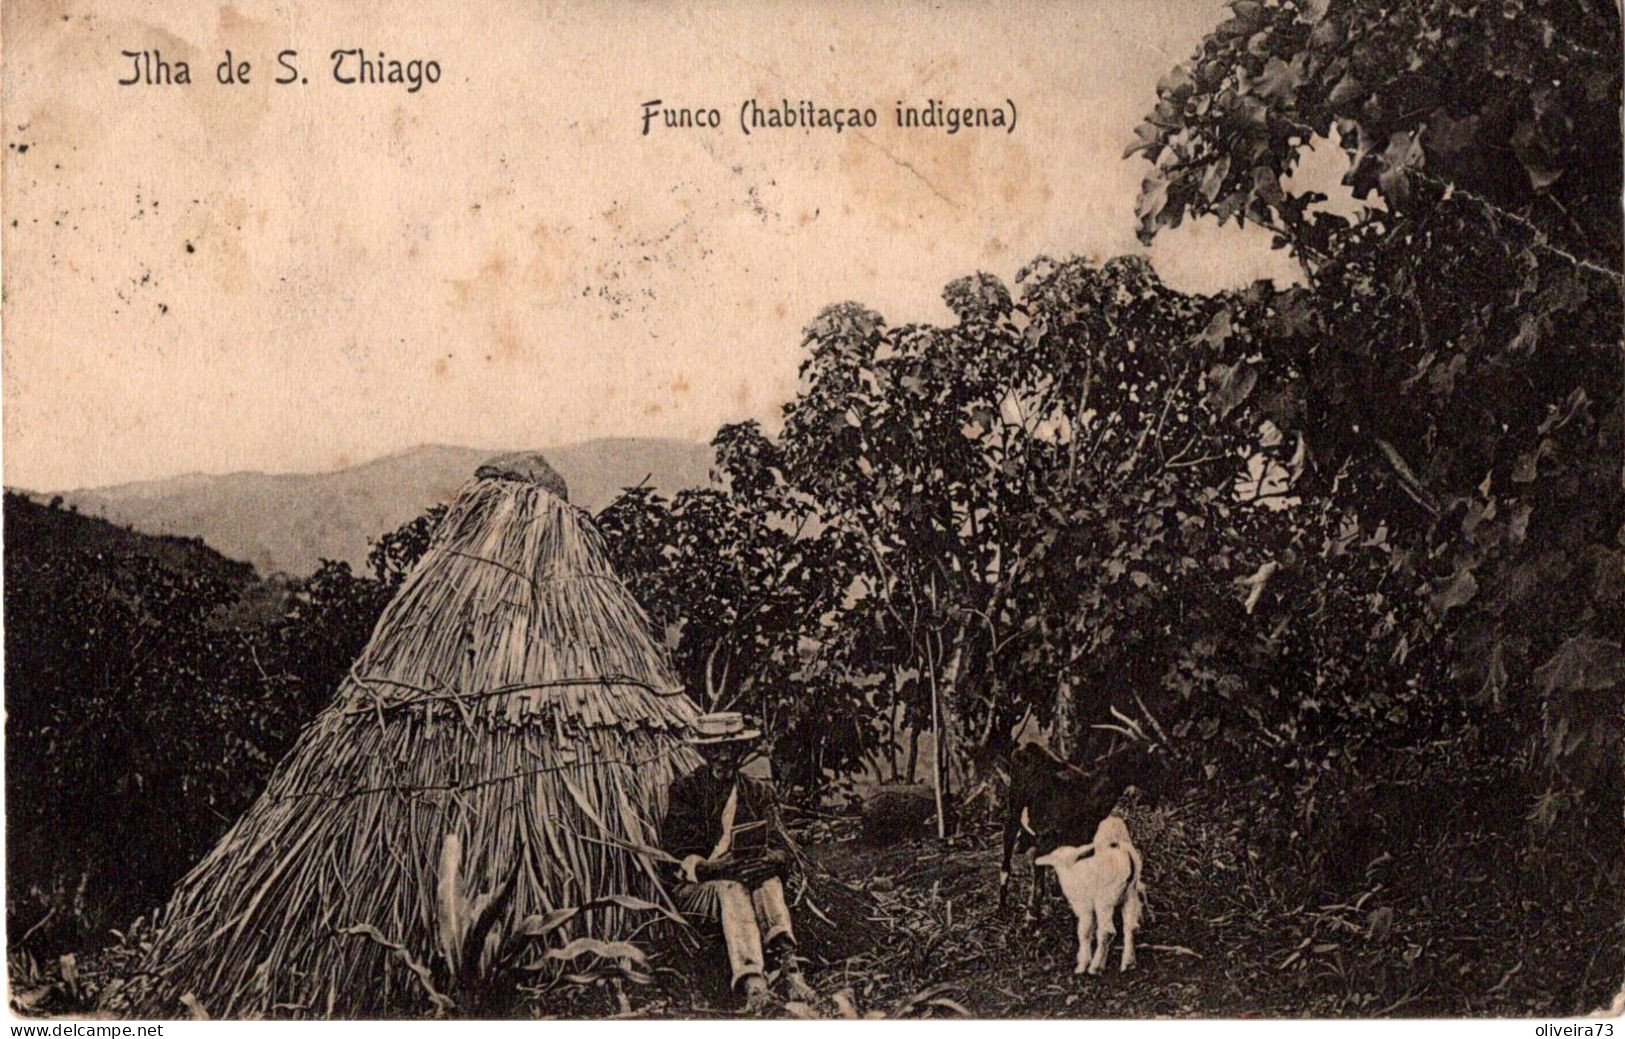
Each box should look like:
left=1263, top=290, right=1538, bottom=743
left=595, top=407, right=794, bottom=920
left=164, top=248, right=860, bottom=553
left=1033, top=814, right=1143, bottom=975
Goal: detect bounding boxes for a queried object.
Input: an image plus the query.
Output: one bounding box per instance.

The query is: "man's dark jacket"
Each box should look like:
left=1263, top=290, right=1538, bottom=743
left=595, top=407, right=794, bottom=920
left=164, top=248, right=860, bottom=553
left=661, top=766, right=788, bottom=868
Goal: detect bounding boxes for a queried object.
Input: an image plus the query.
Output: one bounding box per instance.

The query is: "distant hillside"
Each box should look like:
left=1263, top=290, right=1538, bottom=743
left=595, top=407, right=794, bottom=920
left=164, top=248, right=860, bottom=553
left=38, top=439, right=714, bottom=576
left=2, top=491, right=259, bottom=589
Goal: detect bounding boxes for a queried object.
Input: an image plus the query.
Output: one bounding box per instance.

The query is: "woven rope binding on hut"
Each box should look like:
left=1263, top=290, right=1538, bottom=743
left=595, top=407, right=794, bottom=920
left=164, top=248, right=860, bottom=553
left=115, top=453, right=701, bottom=1018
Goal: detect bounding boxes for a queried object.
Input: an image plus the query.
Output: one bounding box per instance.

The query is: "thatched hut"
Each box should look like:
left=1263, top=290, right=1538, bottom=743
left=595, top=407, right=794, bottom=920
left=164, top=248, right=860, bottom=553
left=124, top=452, right=702, bottom=1017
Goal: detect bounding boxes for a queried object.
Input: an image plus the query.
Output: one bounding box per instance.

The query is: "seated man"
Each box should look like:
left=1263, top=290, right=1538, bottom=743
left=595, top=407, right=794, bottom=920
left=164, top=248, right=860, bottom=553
left=661, top=712, right=811, bottom=1010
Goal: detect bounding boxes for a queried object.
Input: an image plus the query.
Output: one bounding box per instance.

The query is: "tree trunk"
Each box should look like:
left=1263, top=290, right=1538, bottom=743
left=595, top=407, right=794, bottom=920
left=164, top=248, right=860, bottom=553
left=942, top=644, right=967, bottom=785
left=928, top=646, right=946, bottom=841
left=885, top=696, right=897, bottom=781
left=934, top=622, right=969, bottom=838
left=889, top=697, right=905, bottom=782
left=814, top=740, right=826, bottom=804
left=1053, top=670, right=1077, bottom=761
left=965, top=674, right=1014, bottom=780
left=906, top=726, right=920, bottom=784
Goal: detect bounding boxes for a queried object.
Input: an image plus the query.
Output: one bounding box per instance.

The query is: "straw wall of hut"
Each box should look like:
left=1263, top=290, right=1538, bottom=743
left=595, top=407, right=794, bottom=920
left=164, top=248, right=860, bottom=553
left=123, top=453, right=702, bottom=1017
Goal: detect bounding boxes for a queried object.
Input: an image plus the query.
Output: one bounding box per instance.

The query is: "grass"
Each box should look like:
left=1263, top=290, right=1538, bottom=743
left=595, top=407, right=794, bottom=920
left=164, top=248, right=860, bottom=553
left=101, top=476, right=703, bottom=1018
left=743, top=774, right=1623, bottom=1019
left=16, top=765, right=1621, bottom=1019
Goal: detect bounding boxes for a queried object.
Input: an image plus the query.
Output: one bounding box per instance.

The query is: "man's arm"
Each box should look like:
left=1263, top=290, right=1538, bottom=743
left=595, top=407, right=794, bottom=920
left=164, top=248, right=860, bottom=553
left=660, top=774, right=716, bottom=882
left=733, top=775, right=795, bottom=883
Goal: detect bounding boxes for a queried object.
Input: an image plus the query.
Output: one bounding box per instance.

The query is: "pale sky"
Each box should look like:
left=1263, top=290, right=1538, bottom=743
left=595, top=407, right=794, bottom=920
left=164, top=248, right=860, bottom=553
left=2, top=0, right=1299, bottom=491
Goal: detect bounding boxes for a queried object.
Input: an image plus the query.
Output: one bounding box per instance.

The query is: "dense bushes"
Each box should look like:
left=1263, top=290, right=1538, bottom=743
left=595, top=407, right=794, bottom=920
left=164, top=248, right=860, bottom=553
left=3, top=494, right=433, bottom=953
left=1128, top=0, right=1622, bottom=833
left=595, top=0, right=1621, bottom=887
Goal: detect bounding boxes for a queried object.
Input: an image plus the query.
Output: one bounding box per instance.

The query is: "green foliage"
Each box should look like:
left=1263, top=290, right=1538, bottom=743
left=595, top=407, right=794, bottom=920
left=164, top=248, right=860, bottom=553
left=1128, top=0, right=1622, bottom=805
left=3, top=494, right=447, bottom=955
left=1129, top=0, right=1620, bottom=264
left=5, top=494, right=294, bottom=950
left=7, top=6, right=1617, bottom=980
left=368, top=505, right=447, bottom=588
left=597, top=424, right=867, bottom=798
left=338, top=832, right=664, bottom=1017
left=592, top=4, right=1619, bottom=848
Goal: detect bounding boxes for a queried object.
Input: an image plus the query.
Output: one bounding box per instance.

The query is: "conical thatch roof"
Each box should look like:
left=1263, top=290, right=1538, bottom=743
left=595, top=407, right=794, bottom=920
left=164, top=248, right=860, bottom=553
left=123, top=453, right=702, bottom=1018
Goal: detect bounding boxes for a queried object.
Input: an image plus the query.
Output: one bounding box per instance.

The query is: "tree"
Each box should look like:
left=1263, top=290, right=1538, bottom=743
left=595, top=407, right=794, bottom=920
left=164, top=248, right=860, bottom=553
left=1130, top=0, right=1622, bottom=808
left=369, top=505, right=447, bottom=589
left=598, top=425, right=866, bottom=802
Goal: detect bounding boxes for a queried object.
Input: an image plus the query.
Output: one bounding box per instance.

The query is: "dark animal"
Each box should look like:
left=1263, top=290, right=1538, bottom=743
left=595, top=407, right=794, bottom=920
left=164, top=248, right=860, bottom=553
left=999, top=737, right=1163, bottom=921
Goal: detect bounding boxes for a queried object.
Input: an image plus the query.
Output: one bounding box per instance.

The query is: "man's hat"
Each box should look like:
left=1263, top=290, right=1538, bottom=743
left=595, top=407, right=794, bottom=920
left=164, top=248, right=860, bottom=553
left=687, top=711, right=762, bottom=746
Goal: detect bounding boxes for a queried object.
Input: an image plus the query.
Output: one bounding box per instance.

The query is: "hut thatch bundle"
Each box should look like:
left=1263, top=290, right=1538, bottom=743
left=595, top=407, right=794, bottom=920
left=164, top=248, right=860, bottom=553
left=123, top=453, right=702, bottom=1018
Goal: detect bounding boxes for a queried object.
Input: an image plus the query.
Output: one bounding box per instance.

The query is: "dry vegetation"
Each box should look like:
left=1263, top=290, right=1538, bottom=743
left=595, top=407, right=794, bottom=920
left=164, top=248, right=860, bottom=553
left=8, top=0, right=1621, bottom=1021
left=726, top=779, right=1622, bottom=1020
left=101, top=472, right=703, bottom=1019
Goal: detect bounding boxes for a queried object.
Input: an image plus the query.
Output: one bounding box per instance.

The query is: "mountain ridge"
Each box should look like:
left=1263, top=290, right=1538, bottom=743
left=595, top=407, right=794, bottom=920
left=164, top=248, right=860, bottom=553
left=26, top=438, right=713, bottom=576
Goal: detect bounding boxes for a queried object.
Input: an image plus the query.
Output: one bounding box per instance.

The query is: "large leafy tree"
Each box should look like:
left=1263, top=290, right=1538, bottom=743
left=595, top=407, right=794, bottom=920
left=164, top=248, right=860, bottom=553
left=776, top=286, right=1096, bottom=809
left=597, top=424, right=867, bottom=799
left=773, top=258, right=1264, bottom=791
left=1129, top=0, right=1622, bottom=805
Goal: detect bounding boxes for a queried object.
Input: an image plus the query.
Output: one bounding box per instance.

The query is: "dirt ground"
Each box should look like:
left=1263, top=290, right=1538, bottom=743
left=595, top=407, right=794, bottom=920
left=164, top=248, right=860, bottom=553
left=631, top=786, right=1624, bottom=1020
left=14, top=779, right=1620, bottom=1020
